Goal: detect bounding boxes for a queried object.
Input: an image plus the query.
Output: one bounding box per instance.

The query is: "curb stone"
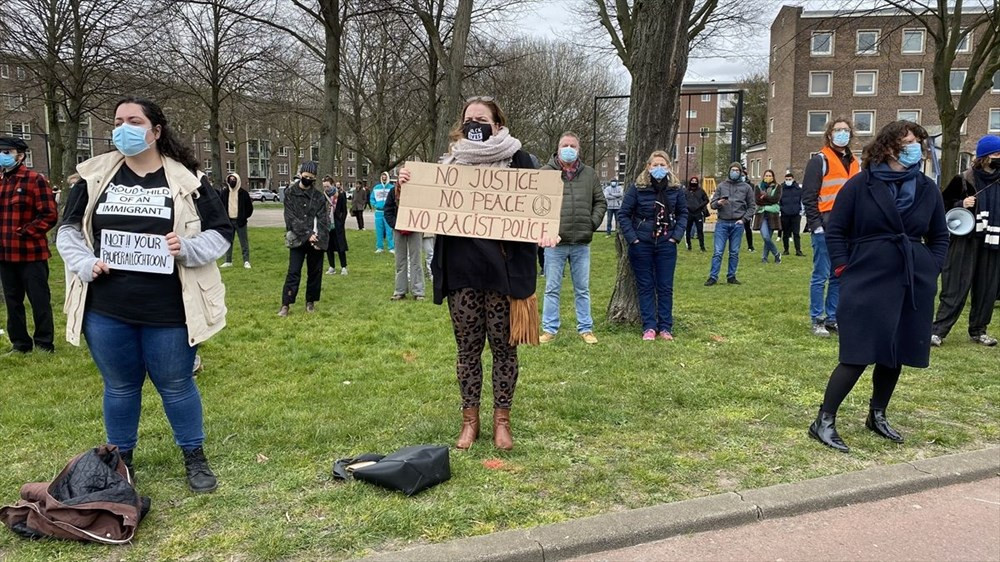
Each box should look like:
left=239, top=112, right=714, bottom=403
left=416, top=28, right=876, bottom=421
left=359, top=447, right=999, bottom=561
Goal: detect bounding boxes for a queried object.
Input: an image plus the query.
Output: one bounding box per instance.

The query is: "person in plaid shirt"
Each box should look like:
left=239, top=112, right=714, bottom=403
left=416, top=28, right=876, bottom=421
left=0, top=136, right=58, bottom=353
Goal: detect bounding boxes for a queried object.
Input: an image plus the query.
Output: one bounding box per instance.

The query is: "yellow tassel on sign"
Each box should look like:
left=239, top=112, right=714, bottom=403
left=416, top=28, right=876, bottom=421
left=508, top=294, right=539, bottom=346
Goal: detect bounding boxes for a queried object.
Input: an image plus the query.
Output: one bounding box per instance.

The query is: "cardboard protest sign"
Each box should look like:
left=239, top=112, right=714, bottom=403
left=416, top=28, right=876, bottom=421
left=100, top=229, right=175, bottom=275
left=395, top=161, right=563, bottom=243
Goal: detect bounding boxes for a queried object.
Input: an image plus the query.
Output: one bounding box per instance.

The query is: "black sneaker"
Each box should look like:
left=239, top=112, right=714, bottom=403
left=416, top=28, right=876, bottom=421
left=182, top=447, right=218, bottom=493
left=825, top=321, right=839, bottom=334
left=970, top=334, right=998, bottom=346
left=727, top=276, right=741, bottom=285
left=704, top=277, right=717, bottom=286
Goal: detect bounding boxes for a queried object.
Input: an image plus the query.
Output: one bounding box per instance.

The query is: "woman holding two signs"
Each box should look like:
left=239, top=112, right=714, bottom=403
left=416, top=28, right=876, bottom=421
left=397, top=96, right=558, bottom=451
left=57, top=97, right=232, bottom=493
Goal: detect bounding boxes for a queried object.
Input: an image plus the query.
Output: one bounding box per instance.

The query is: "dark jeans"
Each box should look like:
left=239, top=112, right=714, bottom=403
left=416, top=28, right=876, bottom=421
left=0, top=260, right=54, bottom=351
left=83, top=311, right=203, bottom=450
left=353, top=209, right=365, bottom=229
left=932, top=234, right=999, bottom=338
left=225, top=221, right=250, bottom=263
left=780, top=213, right=802, bottom=254
left=326, top=245, right=347, bottom=269
left=628, top=239, right=678, bottom=333
left=605, top=208, right=617, bottom=233
left=282, top=245, right=324, bottom=305
left=686, top=217, right=705, bottom=250
left=743, top=217, right=755, bottom=250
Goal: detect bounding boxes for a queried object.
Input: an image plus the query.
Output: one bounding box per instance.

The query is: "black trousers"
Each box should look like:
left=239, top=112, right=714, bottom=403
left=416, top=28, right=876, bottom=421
left=0, top=260, right=54, bottom=351
left=780, top=213, right=802, bottom=253
left=282, top=245, right=324, bottom=305
left=686, top=218, right=705, bottom=249
left=326, top=244, right=347, bottom=269
left=743, top=217, right=755, bottom=250
left=932, top=235, right=1000, bottom=338
left=353, top=209, right=364, bottom=229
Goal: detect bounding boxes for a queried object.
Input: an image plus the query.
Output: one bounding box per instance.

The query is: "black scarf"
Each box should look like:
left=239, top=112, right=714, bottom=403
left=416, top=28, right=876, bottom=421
left=970, top=166, right=1000, bottom=249
left=653, top=177, right=674, bottom=238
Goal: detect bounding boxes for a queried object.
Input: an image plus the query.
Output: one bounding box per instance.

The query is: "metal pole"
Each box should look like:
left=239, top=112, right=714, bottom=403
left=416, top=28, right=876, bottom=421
left=591, top=96, right=598, bottom=169
left=731, top=90, right=745, bottom=165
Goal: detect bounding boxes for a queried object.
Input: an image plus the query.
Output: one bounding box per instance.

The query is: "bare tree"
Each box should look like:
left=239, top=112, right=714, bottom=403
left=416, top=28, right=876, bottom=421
left=733, top=68, right=768, bottom=147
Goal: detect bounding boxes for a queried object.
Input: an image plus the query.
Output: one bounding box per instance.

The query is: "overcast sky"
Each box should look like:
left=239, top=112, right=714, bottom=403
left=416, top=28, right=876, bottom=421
left=514, top=1, right=835, bottom=83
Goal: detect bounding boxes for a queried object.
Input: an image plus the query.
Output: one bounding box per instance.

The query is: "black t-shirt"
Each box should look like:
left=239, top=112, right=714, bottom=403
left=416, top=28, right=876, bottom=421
left=62, top=164, right=225, bottom=326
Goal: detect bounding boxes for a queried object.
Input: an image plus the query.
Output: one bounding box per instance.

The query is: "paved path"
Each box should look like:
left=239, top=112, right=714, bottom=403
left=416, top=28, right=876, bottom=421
left=248, top=207, right=376, bottom=229
left=573, top=478, right=1000, bottom=562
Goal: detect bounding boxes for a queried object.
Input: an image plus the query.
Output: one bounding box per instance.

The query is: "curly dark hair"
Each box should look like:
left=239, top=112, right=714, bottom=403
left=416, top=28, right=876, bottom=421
left=861, top=120, right=928, bottom=168
left=114, top=96, right=200, bottom=172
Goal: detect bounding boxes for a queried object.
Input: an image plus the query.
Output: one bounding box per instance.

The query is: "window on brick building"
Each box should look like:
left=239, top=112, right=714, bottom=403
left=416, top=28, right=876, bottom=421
left=897, top=110, right=921, bottom=123
left=685, top=146, right=696, bottom=155
left=807, top=111, right=830, bottom=135
left=809, top=72, right=832, bottom=96
left=0, top=64, right=8, bottom=78
left=226, top=140, right=236, bottom=153
left=226, top=160, right=235, bottom=172
left=899, top=70, right=923, bottom=94
left=949, top=69, right=967, bottom=94
left=854, top=71, right=877, bottom=95
left=686, top=110, right=697, bottom=118
left=811, top=31, right=833, bottom=56
left=992, top=71, right=999, bottom=92
left=701, top=93, right=711, bottom=102
left=852, top=111, right=875, bottom=135
left=856, top=30, right=880, bottom=55
left=901, top=29, right=925, bottom=54
left=955, top=29, right=972, bottom=53
left=989, top=109, right=1000, bottom=133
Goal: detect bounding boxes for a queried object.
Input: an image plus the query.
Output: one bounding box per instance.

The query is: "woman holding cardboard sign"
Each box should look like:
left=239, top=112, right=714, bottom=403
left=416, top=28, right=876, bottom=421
left=397, top=96, right=558, bottom=451
left=57, top=96, right=232, bottom=493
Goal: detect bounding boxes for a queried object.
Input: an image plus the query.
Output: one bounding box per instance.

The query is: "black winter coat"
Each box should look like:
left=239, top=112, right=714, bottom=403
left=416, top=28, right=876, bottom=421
left=779, top=181, right=803, bottom=216
left=826, top=168, right=949, bottom=368
left=685, top=187, right=709, bottom=219
left=283, top=182, right=330, bottom=250
left=329, top=191, right=349, bottom=252
left=221, top=186, right=254, bottom=227
left=618, top=180, right=688, bottom=245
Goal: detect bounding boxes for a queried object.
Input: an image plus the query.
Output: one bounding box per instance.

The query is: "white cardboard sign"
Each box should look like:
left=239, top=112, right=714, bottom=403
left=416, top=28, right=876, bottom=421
left=100, top=229, right=175, bottom=275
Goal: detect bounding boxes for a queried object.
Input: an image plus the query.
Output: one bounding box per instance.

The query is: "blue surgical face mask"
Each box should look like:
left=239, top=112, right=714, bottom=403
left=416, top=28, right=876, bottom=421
left=559, top=147, right=578, bottom=163
left=729, top=170, right=741, bottom=181
left=650, top=166, right=668, bottom=180
left=898, top=142, right=923, bottom=167
left=113, top=123, right=152, bottom=157
left=832, top=130, right=851, bottom=147
left=0, top=152, right=17, bottom=168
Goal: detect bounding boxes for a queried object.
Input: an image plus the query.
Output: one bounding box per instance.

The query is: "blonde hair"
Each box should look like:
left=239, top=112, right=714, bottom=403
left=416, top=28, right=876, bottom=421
left=634, top=150, right=677, bottom=186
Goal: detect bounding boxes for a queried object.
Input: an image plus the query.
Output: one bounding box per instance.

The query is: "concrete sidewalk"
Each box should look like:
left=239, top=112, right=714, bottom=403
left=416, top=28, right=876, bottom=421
left=361, top=447, right=999, bottom=561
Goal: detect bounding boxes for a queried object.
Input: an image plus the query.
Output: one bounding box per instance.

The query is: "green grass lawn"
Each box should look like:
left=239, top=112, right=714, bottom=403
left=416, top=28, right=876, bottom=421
left=1, top=228, right=997, bottom=560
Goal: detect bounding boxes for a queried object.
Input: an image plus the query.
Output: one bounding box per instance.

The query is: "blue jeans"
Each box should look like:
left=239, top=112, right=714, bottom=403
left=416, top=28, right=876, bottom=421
left=760, top=218, right=780, bottom=261
left=709, top=220, right=744, bottom=280
left=542, top=244, right=593, bottom=333
left=83, top=311, right=204, bottom=451
left=605, top=209, right=617, bottom=233
left=628, top=240, right=678, bottom=332
left=810, top=232, right=839, bottom=323
left=374, top=211, right=394, bottom=250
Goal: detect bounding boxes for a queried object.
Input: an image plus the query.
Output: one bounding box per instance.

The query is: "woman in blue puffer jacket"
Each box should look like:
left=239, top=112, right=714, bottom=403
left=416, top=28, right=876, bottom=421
left=618, top=150, right=688, bottom=341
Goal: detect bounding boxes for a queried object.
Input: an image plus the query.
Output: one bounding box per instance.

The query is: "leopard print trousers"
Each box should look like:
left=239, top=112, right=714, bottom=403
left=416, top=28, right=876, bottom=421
left=447, top=288, right=519, bottom=409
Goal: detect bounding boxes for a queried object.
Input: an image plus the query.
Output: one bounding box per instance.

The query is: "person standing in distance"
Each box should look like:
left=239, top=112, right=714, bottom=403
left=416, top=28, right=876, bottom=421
left=602, top=181, right=624, bottom=236
left=538, top=132, right=606, bottom=344
left=802, top=118, right=860, bottom=337
left=278, top=162, right=329, bottom=316
left=0, top=136, right=58, bottom=354
left=780, top=171, right=805, bottom=256
left=219, top=172, right=253, bottom=269
left=371, top=172, right=395, bottom=253
left=705, top=162, right=756, bottom=285
left=685, top=176, right=709, bottom=251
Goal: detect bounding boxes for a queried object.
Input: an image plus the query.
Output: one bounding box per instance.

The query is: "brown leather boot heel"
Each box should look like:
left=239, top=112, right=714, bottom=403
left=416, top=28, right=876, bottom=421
left=455, top=407, right=479, bottom=449
left=493, top=408, right=513, bottom=450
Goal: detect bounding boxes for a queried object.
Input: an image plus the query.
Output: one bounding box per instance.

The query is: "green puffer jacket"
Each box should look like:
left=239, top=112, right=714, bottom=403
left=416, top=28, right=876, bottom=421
left=541, top=157, right=607, bottom=245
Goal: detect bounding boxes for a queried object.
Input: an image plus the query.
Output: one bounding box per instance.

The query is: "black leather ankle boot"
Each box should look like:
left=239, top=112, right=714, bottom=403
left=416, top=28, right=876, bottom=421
left=809, top=408, right=849, bottom=452
left=866, top=408, right=904, bottom=443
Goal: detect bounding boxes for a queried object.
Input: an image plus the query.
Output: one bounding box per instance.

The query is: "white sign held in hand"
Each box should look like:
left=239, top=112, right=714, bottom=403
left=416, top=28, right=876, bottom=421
left=100, top=229, right=175, bottom=275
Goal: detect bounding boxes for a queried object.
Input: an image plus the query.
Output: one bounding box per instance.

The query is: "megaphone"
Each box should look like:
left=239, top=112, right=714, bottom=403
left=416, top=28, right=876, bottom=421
left=946, top=207, right=975, bottom=236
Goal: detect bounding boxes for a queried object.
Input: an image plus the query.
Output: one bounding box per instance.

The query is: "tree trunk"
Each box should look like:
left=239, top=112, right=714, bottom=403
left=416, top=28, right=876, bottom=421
left=607, top=0, right=693, bottom=324
left=43, top=90, right=65, bottom=188
left=938, top=123, right=962, bottom=187
left=434, top=0, right=471, bottom=159
left=319, top=0, right=342, bottom=177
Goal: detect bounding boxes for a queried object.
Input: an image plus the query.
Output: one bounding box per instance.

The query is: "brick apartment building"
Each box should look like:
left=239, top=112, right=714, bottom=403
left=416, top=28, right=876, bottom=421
left=0, top=58, right=375, bottom=191
left=756, top=5, right=1000, bottom=182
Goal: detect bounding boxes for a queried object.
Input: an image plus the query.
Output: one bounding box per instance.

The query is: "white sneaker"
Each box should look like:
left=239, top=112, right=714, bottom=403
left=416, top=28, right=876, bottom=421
left=244, top=261, right=251, bottom=269
left=375, top=249, right=383, bottom=254
left=340, top=267, right=348, bottom=275
left=326, top=267, right=335, bottom=275
left=220, top=262, right=233, bottom=268
left=389, top=249, right=396, bottom=254
left=930, top=334, right=942, bottom=347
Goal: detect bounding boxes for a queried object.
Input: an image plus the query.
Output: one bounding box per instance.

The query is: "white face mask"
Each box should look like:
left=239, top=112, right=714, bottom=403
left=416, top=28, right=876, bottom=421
left=784, top=179, right=793, bottom=186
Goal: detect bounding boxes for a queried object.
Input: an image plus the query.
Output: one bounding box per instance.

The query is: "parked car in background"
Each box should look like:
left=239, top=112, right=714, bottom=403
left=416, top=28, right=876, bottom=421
left=249, top=189, right=280, bottom=202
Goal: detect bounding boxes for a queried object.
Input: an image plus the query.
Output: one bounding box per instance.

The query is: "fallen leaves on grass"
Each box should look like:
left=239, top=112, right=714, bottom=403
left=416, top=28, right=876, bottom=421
left=256, top=453, right=269, bottom=463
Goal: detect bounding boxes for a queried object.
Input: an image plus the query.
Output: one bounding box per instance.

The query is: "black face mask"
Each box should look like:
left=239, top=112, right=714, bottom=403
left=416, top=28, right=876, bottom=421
left=462, top=121, right=492, bottom=143
left=300, top=177, right=314, bottom=187
left=227, top=178, right=237, bottom=187
left=990, top=158, right=1000, bottom=170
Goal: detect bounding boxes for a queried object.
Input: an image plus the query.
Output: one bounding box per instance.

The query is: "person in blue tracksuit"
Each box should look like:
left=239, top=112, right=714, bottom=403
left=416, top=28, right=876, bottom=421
left=618, top=150, right=688, bottom=341
left=371, top=172, right=395, bottom=253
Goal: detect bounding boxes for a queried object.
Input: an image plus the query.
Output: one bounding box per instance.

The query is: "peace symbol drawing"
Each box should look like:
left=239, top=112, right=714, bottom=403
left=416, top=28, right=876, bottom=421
left=532, top=195, right=552, bottom=216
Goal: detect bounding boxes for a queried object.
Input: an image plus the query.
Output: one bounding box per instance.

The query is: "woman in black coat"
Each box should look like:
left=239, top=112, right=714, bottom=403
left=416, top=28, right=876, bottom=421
left=323, top=176, right=349, bottom=275
left=809, top=120, right=949, bottom=453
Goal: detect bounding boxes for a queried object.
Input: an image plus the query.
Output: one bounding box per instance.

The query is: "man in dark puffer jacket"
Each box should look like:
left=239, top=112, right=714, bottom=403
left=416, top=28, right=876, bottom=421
left=539, top=132, right=606, bottom=344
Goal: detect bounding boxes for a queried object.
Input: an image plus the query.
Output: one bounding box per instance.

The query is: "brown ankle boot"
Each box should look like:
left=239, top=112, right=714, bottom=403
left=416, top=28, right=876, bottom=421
left=455, top=407, right=479, bottom=449
left=493, top=408, right=513, bottom=450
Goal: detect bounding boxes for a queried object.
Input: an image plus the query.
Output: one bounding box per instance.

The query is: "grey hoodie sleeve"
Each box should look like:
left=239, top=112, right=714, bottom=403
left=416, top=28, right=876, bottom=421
left=56, top=224, right=100, bottom=283
left=177, top=230, right=229, bottom=267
